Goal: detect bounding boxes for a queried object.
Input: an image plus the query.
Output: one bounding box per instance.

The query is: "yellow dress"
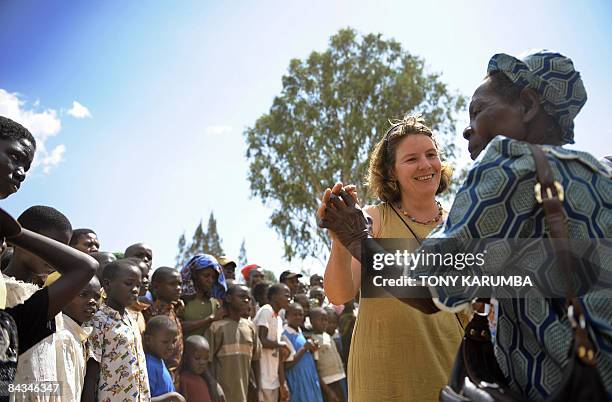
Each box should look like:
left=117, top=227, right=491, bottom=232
left=348, top=203, right=465, bottom=402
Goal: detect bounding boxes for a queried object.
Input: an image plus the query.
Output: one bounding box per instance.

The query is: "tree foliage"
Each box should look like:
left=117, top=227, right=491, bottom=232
left=175, top=212, right=225, bottom=268
left=205, top=213, right=224, bottom=257
left=238, top=239, right=248, bottom=267
left=262, top=269, right=277, bottom=283
left=245, top=28, right=466, bottom=261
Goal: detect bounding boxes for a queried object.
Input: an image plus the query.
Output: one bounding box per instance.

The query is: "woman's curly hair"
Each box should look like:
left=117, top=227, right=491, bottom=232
left=365, top=114, right=452, bottom=203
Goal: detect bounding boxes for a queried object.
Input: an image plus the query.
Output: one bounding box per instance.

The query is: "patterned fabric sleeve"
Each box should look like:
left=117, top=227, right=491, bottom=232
left=87, top=311, right=106, bottom=363
left=414, top=136, right=537, bottom=310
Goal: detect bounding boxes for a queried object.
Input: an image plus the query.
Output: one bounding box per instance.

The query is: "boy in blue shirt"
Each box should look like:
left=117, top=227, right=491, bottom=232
left=144, top=315, right=185, bottom=402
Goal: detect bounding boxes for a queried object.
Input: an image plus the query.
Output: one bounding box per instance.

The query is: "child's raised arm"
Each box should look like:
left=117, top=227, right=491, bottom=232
left=8, top=227, right=98, bottom=319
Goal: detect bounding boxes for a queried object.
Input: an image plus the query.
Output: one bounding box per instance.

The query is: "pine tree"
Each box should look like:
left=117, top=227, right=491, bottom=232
left=205, top=212, right=224, bottom=257
left=189, top=220, right=207, bottom=256
left=238, top=239, right=248, bottom=267
left=176, top=211, right=227, bottom=266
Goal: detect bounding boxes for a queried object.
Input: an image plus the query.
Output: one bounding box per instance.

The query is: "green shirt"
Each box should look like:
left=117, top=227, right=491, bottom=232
left=181, top=296, right=220, bottom=338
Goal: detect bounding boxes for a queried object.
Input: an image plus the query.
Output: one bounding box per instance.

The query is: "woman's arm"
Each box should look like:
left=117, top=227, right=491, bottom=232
left=321, top=184, right=380, bottom=305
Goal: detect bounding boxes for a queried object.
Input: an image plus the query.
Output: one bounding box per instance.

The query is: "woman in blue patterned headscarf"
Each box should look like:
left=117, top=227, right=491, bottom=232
left=180, top=254, right=227, bottom=299
left=320, top=50, right=611, bottom=401
left=179, top=254, right=228, bottom=338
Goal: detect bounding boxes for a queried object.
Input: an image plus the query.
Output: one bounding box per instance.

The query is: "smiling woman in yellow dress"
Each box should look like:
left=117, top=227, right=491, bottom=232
left=319, top=114, right=465, bottom=402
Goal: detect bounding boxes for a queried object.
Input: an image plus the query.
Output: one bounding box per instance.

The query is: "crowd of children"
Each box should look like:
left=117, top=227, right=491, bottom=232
left=0, top=116, right=358, bottom=402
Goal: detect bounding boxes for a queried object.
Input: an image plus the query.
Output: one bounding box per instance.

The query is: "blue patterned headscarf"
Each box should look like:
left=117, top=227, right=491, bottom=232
left=180, top=254, right=227, bottom=300
left=487, top=50, right=587, bottom=144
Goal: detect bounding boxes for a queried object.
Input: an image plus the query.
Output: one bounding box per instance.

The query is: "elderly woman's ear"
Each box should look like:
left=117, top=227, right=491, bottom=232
left=519, top=87, right=541, bottom=124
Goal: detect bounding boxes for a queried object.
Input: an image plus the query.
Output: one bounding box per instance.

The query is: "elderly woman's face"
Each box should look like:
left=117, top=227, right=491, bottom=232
left=392, top=134, right=441, bottom=198
left=464, top=78, right=525, bottom=160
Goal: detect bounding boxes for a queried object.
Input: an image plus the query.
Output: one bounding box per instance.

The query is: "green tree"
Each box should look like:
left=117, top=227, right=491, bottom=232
left=176, top=213, right=228, bottom=267
left=262, top=269, right=277, bottom=283
left=176, top=232, right=187, bottom=268
left=245, top=27, right=466, bottom=261
left=238, top=239, right=248, bottom=267
left=189, top=220, right=207, bottom=257
left=204, top=212, right=224, bottom=257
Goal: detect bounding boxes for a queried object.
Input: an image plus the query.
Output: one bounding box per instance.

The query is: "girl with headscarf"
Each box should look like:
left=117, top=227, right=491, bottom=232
left=179, top=254, right=228, bottom=338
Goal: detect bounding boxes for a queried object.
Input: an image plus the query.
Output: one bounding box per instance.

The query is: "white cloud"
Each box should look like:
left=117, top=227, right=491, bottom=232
left=0, top=88, right=65, bottom=174
left=205, top=125, right=232, bottom=136
left=41, top=145, right=66, bottom=174
left=67, top=101, right=92, bottom=119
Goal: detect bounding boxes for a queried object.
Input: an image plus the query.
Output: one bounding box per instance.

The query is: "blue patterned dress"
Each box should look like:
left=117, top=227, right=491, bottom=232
left=416, top=136, right=612, bottom=400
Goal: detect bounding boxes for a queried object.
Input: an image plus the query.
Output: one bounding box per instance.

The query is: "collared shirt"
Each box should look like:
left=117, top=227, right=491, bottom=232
left=1, top=288, right=54, bottom=402
left=310, top=332, right=345, bottom=384
left=88, top=303, right=150, bottom=402
left=12, top=313, right=91, bottom=402
left=253, top=304, right=283, bottom=389
left=207, top=317, right=260, bottom=402
left=127, top=299, right=150, bottom=336
left=414, top=136, right=612, bottom=400
left=56, top=315, right=91, bottom=401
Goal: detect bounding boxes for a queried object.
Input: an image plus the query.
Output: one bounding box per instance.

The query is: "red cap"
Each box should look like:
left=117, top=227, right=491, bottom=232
left=241, top=264, right=261, bottom=281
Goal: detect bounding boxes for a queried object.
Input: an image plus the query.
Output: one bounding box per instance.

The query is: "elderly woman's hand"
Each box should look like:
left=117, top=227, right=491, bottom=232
left=317, top=183, right=370, bottom=261
left=317, top=183, right=359, bottom=241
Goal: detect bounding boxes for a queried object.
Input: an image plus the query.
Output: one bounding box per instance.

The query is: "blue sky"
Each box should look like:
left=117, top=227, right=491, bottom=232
left=1, top=0, right=610, bottom=278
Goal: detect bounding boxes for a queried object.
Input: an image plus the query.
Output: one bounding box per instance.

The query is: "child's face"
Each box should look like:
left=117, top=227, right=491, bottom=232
left=73, top=233, right=100, bottom=254
left=222, top=264, right=236, bottom=280
left=286, top=305, right=304, bottom=328
left=126, top=244, right=153, bottom=269
left=283, top=277, right=299, bottom=295
left=185, top=343, right=209, bottom=375
left=145, top=327, right=177, bottom=360
left=136, top=261, right=150, bottom=297
left=271, top=285, right=291, bottom=310
left=226, top=286, right=252, bottom=314
left=249, top=270, right=264, bottom=287
left=153, top=272, right=182, bottom=303
left=294, top=294, right=310, bottom=317
left=93, top=252, right=117, bottom=279
left=325, top=310, right=339, bottom=335
left=193, top=268, right=216, bottom=293
left=310, top=288, right=325, bottom=306
left=310, top=311, right=328, bottom=333
left=0, top=137, right=35, bottom=199
left=63, top=277, right=102, bottom=324
left=106, top=265, right=141, bottom=309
